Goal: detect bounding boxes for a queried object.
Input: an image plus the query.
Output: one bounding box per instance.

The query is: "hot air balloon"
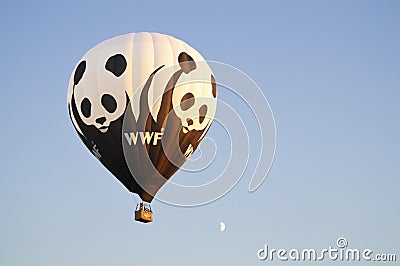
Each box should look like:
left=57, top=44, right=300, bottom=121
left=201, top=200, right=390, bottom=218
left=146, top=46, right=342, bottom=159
left=67, top=32, right=217, bottom=223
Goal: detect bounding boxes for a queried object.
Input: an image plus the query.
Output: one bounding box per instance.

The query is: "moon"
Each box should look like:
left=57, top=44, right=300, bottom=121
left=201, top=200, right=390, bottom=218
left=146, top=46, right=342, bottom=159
left=219, top=222, right=226, bottom=232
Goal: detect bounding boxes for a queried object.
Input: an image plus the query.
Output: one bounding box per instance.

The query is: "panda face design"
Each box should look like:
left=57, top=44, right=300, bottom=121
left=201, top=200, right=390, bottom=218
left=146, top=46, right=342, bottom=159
left=172, top=62, right=217, bottom=134
left=73, top=54, right=128, bottom=133
left=78, top=91, right=124, bottom=133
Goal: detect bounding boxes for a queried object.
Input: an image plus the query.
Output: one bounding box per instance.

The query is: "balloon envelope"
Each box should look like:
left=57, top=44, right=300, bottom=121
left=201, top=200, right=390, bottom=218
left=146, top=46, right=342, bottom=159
left=67, top=33, right=217, bottom=202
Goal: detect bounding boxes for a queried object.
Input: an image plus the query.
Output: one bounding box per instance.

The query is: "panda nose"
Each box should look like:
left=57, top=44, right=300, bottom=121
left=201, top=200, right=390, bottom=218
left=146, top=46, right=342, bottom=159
left=186, top=118, right=193, bottom=126
left=96, top=117, right=106, bottom=125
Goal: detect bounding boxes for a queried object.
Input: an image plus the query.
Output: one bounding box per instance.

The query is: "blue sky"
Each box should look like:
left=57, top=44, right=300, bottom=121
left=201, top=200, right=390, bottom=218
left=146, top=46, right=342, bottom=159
left=0, top=1, right=399, bottom=265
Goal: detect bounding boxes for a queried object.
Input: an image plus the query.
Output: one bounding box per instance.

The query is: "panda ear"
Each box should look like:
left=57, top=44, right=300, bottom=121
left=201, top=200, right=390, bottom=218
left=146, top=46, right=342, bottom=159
left=211, top=74, right=217, bottom=98
left=178, top=52, right=196, bottom=74
left=74, top=61, right=86, bottom=85
left=105, top=54, right=127, bottom=77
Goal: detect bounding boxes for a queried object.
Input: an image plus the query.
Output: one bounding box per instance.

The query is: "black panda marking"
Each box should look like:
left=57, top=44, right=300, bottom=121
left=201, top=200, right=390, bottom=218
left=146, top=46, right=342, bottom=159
left=69, top=88, right=136, bottom=199
left=211, top=74, right=217, bottom=98
left=101, top=94, right=117, bottom=113
left=178, top=52, right=196, bottom=74
left=74, top=61, right=86, bottom=85
left=96, top=117, right=106, bottom=125
left=199, top=104, right=208, bottom=124
left=81, top=97, right=91, bottom=118
left=105, top=54, right=127, bottom=77
left=180, top=92, right=195, bottom=111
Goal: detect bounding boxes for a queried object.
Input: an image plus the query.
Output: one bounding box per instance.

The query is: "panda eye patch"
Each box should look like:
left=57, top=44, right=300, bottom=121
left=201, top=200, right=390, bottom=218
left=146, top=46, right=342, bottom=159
left=199, top=104, right=208, bottom=124
left=180, top=93, right=195, bottom=111
left=81, top=98, right=91, bottom=118
left=101, top=94, right=117, bottom=113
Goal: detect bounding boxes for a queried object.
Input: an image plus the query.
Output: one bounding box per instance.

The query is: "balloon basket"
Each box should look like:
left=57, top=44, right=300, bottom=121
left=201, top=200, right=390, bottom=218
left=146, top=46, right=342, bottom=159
left=134, top=204, right=153, bottom=223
